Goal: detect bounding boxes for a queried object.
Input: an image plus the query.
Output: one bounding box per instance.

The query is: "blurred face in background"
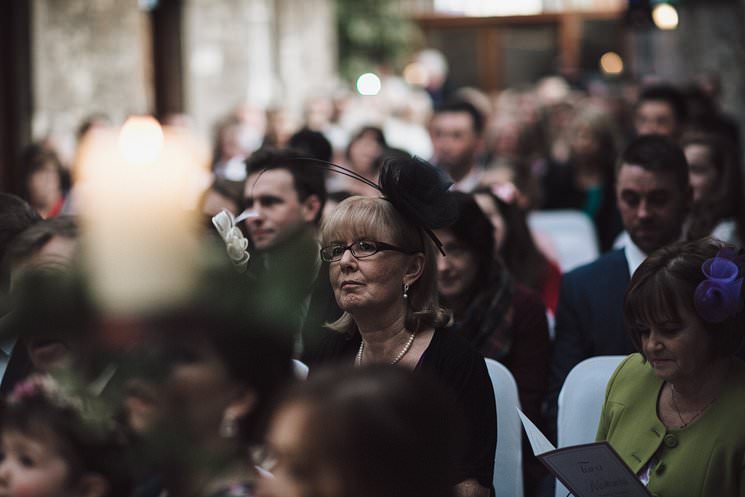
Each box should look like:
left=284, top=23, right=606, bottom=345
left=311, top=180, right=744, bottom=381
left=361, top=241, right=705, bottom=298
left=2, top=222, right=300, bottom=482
left=347, top=131, right=382, bottom=176
left=125, top=334, right=250, bottom=449
left=158, top=338, right=241, bottom=443
left=219, top=124, right=247, bottom=161
left=28, top=162, right=62, bottom=213
left=684, top=143, right=719, bottom=203
left=635, top=100, right=678, bottom=138
left=571, top=123, right=600, bottom=158
left=492, top=120, right=521, bottom=159
left=434, top=228, right=478, bottom=301
left=260, top=402, right=340, bottom=497
left=430, top=112, right=480, bottom=179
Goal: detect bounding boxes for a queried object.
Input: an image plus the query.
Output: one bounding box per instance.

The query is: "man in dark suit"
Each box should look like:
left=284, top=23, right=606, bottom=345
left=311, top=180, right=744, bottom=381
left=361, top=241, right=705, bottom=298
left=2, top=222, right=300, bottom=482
left=242, top=148, right=340, bottom=361
left=546, top=135, right=691, bottom=436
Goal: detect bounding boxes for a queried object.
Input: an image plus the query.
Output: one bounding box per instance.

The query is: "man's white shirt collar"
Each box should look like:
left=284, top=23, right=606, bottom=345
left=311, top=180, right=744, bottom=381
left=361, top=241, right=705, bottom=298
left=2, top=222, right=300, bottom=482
left=624, top=237, right=647, bottom=277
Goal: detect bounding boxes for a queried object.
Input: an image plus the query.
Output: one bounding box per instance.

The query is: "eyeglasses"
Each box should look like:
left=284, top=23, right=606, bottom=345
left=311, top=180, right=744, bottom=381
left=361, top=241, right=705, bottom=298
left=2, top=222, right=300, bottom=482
left=320, top=240, right=418, bottom=262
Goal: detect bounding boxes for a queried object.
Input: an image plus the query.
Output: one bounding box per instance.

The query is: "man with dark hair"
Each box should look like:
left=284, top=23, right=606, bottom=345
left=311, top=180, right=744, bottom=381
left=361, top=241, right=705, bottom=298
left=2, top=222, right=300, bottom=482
left=429, top=100, right=485, bottom=191
left=242, top=147, right=338, bottom=358
left=635, top=84, right=688, bottom=139
left=615, top=134, right=690, bottom=254
left=546, top=135, right=691, bottom=438
left=244, top=147, right=326, bottom=247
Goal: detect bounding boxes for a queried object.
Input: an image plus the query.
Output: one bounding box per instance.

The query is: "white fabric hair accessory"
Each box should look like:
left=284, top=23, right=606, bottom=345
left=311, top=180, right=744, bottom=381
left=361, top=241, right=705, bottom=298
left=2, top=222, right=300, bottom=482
left=212, top=209, right=255, bottom=273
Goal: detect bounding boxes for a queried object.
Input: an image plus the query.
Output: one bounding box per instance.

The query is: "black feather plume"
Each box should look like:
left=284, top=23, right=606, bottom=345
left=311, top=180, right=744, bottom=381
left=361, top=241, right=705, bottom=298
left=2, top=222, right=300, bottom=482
left=295, top=155, right=457, bottom=255
left=378, top=156, right=458, bottom=254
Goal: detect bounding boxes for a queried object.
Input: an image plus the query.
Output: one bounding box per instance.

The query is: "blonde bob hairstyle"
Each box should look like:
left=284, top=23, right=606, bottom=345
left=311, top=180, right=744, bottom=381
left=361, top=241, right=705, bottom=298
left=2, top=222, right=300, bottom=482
left=320, top=196, right=451, bottom=334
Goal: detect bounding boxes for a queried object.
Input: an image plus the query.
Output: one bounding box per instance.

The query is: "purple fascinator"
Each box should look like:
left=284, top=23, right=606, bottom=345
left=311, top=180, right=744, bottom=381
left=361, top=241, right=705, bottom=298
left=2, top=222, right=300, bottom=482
left=693, top=248, right=745, bottom=323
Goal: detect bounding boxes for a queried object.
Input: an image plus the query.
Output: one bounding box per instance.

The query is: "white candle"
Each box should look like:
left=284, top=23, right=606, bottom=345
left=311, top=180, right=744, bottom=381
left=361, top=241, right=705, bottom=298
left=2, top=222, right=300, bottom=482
left=77, top=116, right=208, bottom=316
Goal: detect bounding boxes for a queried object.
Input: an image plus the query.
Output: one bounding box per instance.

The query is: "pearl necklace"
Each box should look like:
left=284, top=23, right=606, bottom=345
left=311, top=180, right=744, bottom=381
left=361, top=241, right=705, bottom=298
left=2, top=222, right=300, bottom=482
left=669, top=384, right=717, bottom=428
left=356, top=331, right=416, bottom=366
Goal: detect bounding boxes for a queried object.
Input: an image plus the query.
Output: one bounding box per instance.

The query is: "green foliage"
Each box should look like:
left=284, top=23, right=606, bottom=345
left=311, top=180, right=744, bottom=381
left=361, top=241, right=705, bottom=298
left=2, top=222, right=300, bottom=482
left=336, top=0, right=422, bottom=82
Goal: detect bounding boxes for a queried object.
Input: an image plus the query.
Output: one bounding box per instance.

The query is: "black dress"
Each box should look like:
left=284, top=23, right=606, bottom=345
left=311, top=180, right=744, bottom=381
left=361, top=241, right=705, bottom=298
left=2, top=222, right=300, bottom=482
left=312, top=327, right=497, bottom=491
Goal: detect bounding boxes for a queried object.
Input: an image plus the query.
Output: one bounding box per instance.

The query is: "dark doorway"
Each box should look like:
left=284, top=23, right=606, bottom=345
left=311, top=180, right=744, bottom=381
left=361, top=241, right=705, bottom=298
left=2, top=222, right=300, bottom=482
left=150, top=0, right=185, bottom=119
left=0, top=0, right=32, bottom=193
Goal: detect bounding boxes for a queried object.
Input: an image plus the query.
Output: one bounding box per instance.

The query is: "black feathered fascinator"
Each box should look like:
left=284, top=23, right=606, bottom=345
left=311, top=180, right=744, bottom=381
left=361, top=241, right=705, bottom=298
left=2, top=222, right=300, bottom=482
left=377, top=156, right=458, bottom=254
left=298, top=155, right=458, bottom=255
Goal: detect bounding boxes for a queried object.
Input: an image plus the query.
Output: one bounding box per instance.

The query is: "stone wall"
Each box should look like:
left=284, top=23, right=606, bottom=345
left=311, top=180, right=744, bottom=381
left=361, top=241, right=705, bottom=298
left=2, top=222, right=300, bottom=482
left=183, top=0, right=337, bottom=137
left=275, top=0, right=337, bottom=116
left=184, top=0, right=276, bottom=137
left=31, top=0, right=150, bottom=156
left=29, top=0, right=337, bottom=150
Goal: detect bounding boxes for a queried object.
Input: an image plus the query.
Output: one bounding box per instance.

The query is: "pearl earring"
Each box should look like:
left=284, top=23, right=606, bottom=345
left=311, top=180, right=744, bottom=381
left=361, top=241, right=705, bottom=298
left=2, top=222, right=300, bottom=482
left=403, top=283, right=410, bottom=299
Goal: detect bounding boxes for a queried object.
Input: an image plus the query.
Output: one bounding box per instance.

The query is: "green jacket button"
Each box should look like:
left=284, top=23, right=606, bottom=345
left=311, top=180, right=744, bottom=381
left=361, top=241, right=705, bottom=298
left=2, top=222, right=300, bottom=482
left=663, top=433, right=678, bottom=448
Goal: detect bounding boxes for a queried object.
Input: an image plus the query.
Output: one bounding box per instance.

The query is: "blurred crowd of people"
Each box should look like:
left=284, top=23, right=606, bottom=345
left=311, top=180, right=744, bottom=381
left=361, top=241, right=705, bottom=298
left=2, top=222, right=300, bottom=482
left=2, top=59, right=745, bottom=497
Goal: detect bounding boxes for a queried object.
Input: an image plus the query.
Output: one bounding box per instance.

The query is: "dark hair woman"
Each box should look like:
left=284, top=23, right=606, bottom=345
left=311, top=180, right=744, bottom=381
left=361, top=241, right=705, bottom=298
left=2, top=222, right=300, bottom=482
left=18, top=144, right=66, bottom=219
left=434, top=191, right=551, bottom=497
left=596, top=238, right=745, bottom=496
left=473, top=187, right=561, bottom=314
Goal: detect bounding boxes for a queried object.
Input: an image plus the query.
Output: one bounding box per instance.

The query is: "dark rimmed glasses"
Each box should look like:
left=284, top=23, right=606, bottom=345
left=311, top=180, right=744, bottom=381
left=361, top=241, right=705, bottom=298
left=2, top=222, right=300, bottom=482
left=320, top=240, right=418, bottom=263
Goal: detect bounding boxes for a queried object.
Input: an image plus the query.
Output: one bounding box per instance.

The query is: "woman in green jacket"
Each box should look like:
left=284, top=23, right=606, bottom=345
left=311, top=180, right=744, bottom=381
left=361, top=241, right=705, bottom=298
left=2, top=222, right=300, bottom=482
left=597, top=238, right=745, bottom=497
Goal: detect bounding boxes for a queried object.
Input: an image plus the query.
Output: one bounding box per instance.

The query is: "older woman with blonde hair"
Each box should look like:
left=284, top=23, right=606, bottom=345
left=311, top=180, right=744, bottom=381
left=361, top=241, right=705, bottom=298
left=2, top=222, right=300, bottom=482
left=312, top=157, right=497, bottom=497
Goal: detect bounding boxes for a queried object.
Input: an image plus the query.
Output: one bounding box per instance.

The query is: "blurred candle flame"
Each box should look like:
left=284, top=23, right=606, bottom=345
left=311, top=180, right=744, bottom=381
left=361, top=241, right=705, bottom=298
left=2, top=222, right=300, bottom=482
left=118, top=116, right=164, bottom=167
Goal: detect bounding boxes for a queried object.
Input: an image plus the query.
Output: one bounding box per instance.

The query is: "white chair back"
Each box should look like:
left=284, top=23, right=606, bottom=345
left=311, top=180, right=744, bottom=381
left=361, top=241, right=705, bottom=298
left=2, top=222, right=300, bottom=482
left=292, top=359, right=309, bottom=380
left=554, top=355, right=626, bottom=497
left=485, top=358, right=524, bottom=497
left=528, top=210, right=599, bottom=273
